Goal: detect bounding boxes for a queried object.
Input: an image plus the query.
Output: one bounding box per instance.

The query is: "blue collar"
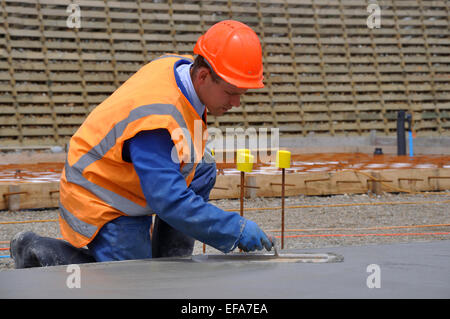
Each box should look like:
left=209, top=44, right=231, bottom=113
left=173, top=59, right=205, bottom=118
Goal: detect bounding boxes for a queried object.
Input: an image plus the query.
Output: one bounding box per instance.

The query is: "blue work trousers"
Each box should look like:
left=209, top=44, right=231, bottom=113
left=87, top=159, right=216, bottom=262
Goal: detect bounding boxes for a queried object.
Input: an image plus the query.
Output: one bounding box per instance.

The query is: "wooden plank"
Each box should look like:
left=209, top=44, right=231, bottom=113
left=2, top=168, right=446, bottom=208
left=0, top=127, right=20, bottom=137
left=212, top=168, right=450, bottom=199
left=20, top=127, right=54, bottom=136
left=0, top=107, right=16, bottom=114
left=209, top=175, right=241, bottom=199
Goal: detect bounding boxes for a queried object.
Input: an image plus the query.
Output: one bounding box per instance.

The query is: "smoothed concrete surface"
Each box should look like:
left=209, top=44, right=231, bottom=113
left=1, top=240, right=449, bottom=299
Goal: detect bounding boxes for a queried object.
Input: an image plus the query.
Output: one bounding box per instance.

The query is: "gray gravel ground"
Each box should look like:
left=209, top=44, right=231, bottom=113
left=1, top=192, right=449, bottom=271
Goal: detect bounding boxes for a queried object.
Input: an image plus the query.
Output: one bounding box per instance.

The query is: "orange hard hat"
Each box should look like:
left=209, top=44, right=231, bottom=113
left=194, top=20, right=264, bottom=89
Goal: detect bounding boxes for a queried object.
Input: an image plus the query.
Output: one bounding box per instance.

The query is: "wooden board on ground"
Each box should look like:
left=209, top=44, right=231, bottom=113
left=1, top=166, right=449, bottom=210
left=0, top=181, right=60, bottom=211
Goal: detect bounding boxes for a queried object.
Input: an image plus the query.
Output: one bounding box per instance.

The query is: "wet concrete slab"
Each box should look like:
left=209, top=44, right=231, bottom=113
left=1, top=240, right=449, bottom=299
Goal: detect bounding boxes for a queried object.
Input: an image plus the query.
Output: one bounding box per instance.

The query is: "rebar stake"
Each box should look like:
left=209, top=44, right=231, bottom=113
left=236, top=149, right=254, bottom=252
left=276, top=150, right=291, bottom=249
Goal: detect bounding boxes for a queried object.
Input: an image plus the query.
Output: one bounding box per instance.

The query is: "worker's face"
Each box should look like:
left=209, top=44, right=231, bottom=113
left=194, top=67, right=247, bottom=116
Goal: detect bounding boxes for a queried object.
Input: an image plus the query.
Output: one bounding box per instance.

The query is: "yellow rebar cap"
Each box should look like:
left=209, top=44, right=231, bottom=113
left=236, top=149, right=254, bottom=172
left=237, top=149, right=251, bottom=157
left=276, top=150, right=291, bottom=168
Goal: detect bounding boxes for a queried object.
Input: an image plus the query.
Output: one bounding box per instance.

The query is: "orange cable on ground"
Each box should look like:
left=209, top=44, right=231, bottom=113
left=0, top=219, right=58, bottom=225
left=0, top=200, right=449, bottom=225
left=279, top=232, right=450, bottom=238
left=222, top=199, right=450, bottom=212
left=268, top=223, right=450, bottom=233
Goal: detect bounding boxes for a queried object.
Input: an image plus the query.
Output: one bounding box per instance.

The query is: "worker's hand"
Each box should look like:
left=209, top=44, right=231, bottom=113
left=237, top=220, right=273, bottom=252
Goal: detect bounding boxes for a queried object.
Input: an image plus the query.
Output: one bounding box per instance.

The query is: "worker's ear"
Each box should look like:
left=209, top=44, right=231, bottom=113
left=194, top=67, right=210, bottom=85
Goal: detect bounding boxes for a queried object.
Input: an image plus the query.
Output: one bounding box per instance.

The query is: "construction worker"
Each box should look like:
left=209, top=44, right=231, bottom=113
left=10, top=20, right=273, bottom=268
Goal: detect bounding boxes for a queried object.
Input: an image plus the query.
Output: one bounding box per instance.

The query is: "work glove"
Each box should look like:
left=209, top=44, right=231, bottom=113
left=237, top=220, right=273, bottom=252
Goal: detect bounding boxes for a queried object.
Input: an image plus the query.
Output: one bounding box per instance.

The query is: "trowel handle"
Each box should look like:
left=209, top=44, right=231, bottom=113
left=270, top=236, right=279, bottom=256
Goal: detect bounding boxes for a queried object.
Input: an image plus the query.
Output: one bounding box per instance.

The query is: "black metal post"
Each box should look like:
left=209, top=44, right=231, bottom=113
left=397, top=110, right=406, bottom=155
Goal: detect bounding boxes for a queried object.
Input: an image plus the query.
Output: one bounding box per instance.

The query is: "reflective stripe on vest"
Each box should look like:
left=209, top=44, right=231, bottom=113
left=62, top=103, right=198, bottom=221
left=59, top=202, right=97, bottom=239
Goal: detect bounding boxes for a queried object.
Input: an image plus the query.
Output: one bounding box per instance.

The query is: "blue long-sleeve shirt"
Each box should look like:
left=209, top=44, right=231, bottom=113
left=120, top=59, right=246, bottom=253
left=123, top=130, right=245, bottom=253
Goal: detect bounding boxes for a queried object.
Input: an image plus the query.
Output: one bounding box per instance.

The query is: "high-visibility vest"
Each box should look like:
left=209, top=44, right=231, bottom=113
left=59, top=55, right=208, bottom=248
